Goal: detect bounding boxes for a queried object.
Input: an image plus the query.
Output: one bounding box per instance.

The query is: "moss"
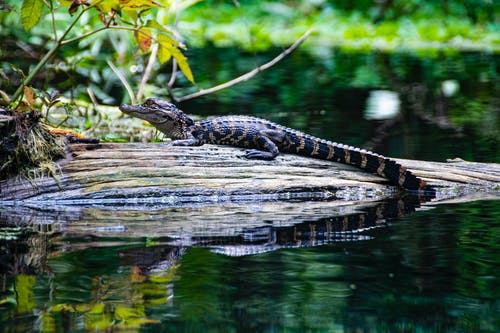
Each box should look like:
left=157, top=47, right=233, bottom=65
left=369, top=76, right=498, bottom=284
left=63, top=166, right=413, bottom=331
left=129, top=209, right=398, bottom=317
left=0, top=108, right=65, bottom=181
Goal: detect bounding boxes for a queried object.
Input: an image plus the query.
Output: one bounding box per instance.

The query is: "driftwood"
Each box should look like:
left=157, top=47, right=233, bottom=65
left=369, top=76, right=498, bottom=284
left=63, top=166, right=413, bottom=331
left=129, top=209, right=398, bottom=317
left=0, top=142, right=498, bottom=204
left=0, top=142, right=499, bottom=263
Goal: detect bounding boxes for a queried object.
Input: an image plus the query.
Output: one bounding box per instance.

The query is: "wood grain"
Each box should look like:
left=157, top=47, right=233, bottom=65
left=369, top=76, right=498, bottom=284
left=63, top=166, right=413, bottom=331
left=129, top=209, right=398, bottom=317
left=0, top=143, right=499, bottom=203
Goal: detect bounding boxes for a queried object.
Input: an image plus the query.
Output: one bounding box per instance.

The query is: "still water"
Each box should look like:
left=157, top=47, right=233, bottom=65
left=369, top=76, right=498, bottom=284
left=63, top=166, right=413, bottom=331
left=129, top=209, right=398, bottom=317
left=0, top=199, right=498, bottom=332
left=1, top=49, right=499, bottom=332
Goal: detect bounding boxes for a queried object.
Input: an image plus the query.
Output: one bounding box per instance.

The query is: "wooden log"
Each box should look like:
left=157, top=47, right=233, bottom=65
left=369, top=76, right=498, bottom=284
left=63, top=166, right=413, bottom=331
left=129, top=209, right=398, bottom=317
left=0, top=142, right=499, bottom=204
left=1, top=142, right=499, bottom=260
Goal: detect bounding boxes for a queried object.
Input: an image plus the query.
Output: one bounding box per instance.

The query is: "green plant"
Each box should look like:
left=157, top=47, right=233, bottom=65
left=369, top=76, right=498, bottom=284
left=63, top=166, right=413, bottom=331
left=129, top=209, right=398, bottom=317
left=10, top=0, right=195, bottom=104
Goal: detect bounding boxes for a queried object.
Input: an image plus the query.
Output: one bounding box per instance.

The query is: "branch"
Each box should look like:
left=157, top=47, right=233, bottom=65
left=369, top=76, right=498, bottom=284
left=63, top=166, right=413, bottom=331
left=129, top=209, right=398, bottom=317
left=166, top=59, right=178, bottom=100
left=167, top=2, right=181, bottom=100
left=107, top=60, right=136, bottom=105
left=61, top=12, right=117, bottom=45
left=137, top=42, right=159, bottom=101
left=11, top=5, right=91, bottom=102
left=175, top=28, right=313, bottom=103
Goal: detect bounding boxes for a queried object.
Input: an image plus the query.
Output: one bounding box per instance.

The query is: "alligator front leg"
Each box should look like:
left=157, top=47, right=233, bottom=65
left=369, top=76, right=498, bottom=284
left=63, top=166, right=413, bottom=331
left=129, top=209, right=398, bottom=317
left=170, top=138, right=204, bottom=146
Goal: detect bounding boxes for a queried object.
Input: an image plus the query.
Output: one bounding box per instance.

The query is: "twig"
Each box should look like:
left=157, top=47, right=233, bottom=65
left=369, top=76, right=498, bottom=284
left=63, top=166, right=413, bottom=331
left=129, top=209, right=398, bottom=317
left=176, top=28, right=313, bottom=103
left=166, top=59, right=178, bottom=101
left=107, top=59, right=136, bottom=105
left=137, top=42, right=159, bottom=101
left=61, top=12, right=117, bottom=45
left=12, top=5, right=91, bottom=102
left=167, top=0, right=181, bottom=100
left=44, top=0, right=58, bottom=41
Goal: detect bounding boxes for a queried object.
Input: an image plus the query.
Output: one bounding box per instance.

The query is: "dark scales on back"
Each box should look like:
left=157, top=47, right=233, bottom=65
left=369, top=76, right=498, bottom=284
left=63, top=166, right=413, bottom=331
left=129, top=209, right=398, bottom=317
left=120, top=98, right=434, bottom=193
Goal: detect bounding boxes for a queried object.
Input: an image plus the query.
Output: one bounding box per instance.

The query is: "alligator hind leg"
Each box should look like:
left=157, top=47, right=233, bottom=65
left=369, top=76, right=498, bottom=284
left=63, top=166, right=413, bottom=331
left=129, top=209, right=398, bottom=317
left=244, top=135, right=280, bottom=160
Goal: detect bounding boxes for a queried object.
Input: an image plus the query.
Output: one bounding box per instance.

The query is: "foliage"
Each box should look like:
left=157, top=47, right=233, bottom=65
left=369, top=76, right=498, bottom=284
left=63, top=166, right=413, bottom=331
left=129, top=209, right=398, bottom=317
left=178, top=0, right=499, bottom=52
left=2, top=0, right=195, bottom=105
left=0, top=0, right=497, bottom=109
left=0, top=0, right=497, bottom=161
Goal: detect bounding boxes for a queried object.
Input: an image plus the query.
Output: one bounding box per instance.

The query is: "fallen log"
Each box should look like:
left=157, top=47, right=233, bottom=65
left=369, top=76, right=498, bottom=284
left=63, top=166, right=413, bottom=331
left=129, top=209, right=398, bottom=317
left=0, top=142, right=498, bottom=204
left=0, top=142, right=499, bottom=262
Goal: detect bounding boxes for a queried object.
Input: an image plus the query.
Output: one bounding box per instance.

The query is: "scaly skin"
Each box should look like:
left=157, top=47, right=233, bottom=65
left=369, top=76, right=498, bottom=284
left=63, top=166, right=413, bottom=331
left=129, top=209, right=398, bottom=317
left=120, top=98, right=434, bottom=193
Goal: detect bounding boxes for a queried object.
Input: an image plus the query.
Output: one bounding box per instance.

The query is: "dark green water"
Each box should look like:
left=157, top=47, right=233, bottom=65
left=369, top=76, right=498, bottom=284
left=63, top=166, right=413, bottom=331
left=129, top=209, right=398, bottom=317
left=178, top=48, right=499, bottom=163
left=1, top=49, right=499, bottom=332
left=0, top=200, right=498, bottom=332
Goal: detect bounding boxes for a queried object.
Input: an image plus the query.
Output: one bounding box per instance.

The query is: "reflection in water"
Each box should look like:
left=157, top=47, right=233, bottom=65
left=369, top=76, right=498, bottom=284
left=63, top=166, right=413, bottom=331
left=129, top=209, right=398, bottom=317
left=0, top=195, right=426, bottom=273
left=2, top=197, right=498, bottom=331
left=364, top=90, right=400, bottom=120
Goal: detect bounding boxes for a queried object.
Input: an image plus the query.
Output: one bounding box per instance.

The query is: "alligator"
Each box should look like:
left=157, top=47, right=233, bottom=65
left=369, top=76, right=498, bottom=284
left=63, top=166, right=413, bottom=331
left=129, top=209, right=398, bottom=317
left=119, top=98, right=434, bottom=193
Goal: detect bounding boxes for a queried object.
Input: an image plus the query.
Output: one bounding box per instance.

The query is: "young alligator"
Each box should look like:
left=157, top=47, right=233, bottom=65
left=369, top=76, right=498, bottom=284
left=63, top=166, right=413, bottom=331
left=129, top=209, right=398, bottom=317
left=120, top=98, right=434, bottom=193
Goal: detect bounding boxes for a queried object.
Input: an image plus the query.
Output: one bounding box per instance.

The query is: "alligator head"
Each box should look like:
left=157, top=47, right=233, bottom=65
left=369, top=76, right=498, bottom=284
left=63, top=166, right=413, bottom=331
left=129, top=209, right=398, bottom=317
left=119, top=98, right=194, bottom=139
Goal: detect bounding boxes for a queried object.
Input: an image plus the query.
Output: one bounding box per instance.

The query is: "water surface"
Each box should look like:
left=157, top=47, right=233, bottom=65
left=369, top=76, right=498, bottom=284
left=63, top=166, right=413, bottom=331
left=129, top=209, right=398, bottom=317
left=0, top=199, right=498, bottom=332
left=1, top=49, right=499, bottom=332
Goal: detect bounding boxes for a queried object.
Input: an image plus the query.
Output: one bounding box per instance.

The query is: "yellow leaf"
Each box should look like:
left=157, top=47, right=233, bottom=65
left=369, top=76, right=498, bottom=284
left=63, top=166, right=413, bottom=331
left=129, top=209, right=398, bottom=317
left=118, top=0, right=162, bottom=9
left=114, top=305, right=144, bottom=320
left=41, top=311, right=56, bottom=333
left=84, top=313, right=115, bottom=331
left=75, top=304, right=91, bottom=312
left=51, top=303, right=75, bottom=312
left=157, top=35, right=194, bottom=83
left=136, top=28, right=152, bottom=52
left=95, top=0, right=120, bottom=13
left=88, top=302, right=105, bottom=314
left=157, top=34, right=172, bottom=64
left=116, top=317, right=160, bottom=328
left=168, top=46, right=194, bottom=83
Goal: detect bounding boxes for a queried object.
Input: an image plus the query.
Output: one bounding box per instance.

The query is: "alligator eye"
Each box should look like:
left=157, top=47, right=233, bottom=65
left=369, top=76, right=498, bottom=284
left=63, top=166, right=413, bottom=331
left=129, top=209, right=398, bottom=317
left=144, top=98, right=157, bottom=107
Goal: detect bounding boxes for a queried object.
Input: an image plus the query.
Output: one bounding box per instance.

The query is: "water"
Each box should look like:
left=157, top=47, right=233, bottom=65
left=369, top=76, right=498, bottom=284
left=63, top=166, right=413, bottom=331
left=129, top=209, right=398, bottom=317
left=1, top=49, right=499, bottom=332
left=0, top=200, right=498, bottom=332
left=178, top=48, right=499, bottom=163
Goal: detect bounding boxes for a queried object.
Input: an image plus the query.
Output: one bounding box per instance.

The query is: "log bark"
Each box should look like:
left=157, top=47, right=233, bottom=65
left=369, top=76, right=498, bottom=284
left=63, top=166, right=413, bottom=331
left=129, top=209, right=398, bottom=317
left=1, top=142, right=499, bottom=260
left=0, top=142, right=498, bottom=204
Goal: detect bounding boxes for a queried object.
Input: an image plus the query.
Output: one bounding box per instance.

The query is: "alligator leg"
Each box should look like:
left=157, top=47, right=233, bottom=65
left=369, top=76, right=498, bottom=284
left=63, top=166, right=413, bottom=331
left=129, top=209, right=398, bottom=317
left=244, top=131, right=281, bottom=160
left=170, top=138, right=203, bottom=146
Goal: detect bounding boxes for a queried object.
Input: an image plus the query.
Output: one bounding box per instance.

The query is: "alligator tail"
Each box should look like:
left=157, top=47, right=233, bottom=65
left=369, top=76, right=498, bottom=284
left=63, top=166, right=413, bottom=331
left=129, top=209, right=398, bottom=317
left=315, top=141, right=433, bottom=192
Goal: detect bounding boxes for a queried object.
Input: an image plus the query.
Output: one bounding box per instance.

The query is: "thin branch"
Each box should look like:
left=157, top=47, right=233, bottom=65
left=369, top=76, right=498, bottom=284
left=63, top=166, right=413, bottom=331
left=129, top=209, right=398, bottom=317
left=12, top=5, right=91, bottom=102
left=60, top=26, right=109, bottom=45
left=167, top=0, right=181, bottom=99
left=137, top=42, right=159, bottom=101
left=45, top=0, right=58, bottom=41
left=167, top=60, right=178, bottom=95
left=107, top=59, right=136, bottom=105
left=176, top=28, right=313, bottom=103
left=60, top=12, right=117, bottom=46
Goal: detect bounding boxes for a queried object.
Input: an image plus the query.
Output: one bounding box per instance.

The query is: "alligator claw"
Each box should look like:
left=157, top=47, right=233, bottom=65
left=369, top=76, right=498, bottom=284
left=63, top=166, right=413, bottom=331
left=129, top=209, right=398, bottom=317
left=244, top=150, right=276, bottom=160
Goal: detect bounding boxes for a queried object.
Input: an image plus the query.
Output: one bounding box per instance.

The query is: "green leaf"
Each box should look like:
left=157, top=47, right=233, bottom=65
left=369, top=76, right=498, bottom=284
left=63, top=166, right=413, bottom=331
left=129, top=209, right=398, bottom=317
left=169, top=47, right=194, bottom=83
left=21, top=0, right=44, bottom=31
left=146, top=20, right=176, bottom=38
left=157, top=35, right=194, bottom=83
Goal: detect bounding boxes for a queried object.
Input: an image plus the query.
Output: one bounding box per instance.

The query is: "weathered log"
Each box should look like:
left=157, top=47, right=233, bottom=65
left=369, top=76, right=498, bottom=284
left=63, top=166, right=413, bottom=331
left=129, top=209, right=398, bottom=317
left=1, top=142, right=499, bottom=260
left=0, top=142, right=498, bottom=204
